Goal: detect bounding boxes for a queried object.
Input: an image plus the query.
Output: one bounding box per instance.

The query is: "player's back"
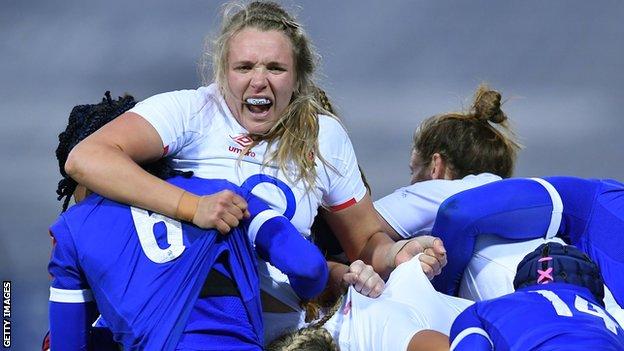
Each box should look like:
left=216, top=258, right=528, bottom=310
left=454, top=283, right=624, bottom=350
left=52, top=176, right=263, bottom=350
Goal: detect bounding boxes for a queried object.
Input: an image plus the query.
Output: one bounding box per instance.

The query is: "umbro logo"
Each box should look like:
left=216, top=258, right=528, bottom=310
left=230, top=134, right=254, bottom=147
left=228, top=134, right=256, bottom=158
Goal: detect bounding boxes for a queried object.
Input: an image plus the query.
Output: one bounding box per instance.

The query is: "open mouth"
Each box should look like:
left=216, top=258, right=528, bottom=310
left=244, top=97, right=273, bottom=114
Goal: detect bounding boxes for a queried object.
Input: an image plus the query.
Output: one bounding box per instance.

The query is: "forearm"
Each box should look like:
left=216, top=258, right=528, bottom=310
left=358, top=231, right=395, bottom=280
left=66, top=142, right=184, bottom=217
left=254, top=215, right=329, bottom=299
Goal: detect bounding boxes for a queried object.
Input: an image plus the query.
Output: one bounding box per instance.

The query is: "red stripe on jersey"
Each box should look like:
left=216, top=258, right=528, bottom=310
left=330, top=198, right=357, bottom=212
left=162, top=145, right=169, bottom=156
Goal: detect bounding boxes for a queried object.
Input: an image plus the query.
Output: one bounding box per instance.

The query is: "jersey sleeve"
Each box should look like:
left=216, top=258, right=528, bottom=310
left=128, top=89, right=205, bottom=157
left=48, top=216, right=96, bottom=351
left=49, top=216, right=92, bottom=302
left=374, top=181, right=450, bottom=238
left=245, top=193, right=329, bottom=300
left=317, top=116, right=367, bottom=211
left=449, top=306, right=493, bottom=351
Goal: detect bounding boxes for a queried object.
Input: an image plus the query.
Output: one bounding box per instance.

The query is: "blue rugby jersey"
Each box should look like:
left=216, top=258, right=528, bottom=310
left=450, top=283, right=624, bottom=350
left=48, top=176, right=328, bottom=351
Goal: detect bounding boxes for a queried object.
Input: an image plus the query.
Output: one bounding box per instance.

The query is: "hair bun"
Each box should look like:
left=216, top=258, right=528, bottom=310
left=472, top=85, right=506, bottom=124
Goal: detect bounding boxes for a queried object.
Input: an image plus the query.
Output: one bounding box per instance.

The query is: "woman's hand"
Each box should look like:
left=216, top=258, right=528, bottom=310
left=393, top=236, right=447, bottom=279
left=341, top=260, right=385, bottom=298
left=193, top=190, right=250, bottom=234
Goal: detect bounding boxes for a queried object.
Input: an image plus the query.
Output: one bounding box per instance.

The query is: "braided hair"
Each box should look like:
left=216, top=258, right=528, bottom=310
left=267, top=326, right=339, bottom=351
left=55, top=91, right=191, bottom=212
left=268, top=294, right=345, bottom=351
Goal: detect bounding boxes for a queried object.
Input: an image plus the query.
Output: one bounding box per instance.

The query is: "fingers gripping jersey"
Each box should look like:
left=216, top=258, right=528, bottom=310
left=48, top=176, right=328, bottom=351
left=450, top=284, right=624, bottom=350
left=323, top=256, right=473, bottom=351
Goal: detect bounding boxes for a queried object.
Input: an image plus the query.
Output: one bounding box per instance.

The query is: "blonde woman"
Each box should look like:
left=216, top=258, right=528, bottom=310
left=65, top=1, right=442, bottom=342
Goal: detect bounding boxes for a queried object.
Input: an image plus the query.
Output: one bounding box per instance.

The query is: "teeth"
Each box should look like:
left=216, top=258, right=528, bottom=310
left=245, top=98, right=271, bottom=106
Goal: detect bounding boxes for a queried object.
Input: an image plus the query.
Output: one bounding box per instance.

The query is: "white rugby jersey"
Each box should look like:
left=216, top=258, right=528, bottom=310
left=374, top=173, right=501, bottom=238
left=130, top=84, right=366, bottom=312
left=324, top=256, right=472, bottom=350
left=459, top=236, right=566, bottom=301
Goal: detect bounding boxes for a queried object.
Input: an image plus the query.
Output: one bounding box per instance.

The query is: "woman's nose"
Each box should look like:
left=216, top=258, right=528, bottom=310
left=250, top=68, right=268, bottom=90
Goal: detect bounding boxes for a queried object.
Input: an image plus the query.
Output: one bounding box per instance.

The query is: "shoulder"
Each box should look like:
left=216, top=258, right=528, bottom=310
left=50, top=195, right=106, bottom=236
left=460, top=173, right=502, bottom=185
left=317, top=115, right=354, bottom=162
left=132, top=85, right=220, bottom=118
left=405, top=173, right=502, bottom=197
left=318, top=114, right=349, bottom=143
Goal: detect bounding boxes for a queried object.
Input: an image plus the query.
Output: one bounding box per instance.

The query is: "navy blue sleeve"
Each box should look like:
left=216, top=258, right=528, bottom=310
left=244, top=193, right=329, bottom=300
left=48, top=216, right=96, bottom=351
left=450, top=306, right=493, bottom=351
left=431, top=178, right=554, bottom=295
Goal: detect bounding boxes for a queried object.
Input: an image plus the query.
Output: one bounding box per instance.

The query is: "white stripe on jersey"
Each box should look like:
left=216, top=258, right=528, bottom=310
left=530, top=178, right=563, bottom=239
left=49, top=287, right=93, bottom=303
left=248, top=209, right=282, bottom=244
left=450, top=327, right=493, bottom=351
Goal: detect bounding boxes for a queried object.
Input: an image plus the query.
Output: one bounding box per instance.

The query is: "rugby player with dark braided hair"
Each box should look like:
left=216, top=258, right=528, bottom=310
left=48, top=92, right=328, bottom=350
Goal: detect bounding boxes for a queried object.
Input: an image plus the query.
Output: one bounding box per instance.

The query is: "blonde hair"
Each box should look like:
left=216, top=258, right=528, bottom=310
left=204, top=1, right=336, bottom=190
left=413, top=84, right=522, bottom=179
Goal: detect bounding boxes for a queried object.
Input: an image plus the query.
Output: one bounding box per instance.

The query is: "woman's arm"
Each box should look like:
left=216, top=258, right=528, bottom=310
left=65, top=112, right=248, bottom=232
left=449, top=307, right=493, bottom=351
left=49, top=220, right=97, bottom=351
left=65, top=113, right=180, bottom=214
left=325, top=194, right=447, bottom=280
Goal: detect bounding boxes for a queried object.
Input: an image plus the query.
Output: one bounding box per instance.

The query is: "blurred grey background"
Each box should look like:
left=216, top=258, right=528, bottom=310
left=1, top=0, right=623, bottom=349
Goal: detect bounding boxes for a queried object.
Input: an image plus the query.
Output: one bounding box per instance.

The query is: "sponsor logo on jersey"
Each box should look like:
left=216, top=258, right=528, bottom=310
left=231, top=134, right=254, bottom=147
left=229, top=135, right=256, bottom=158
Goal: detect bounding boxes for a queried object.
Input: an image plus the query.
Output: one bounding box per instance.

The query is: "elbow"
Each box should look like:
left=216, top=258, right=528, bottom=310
left=64, top=140, right=113, bottom=182
left=294, top=260, right=329, bottom=300
left=432, top=194, right=474, bottom=240
left=435, top=195, right=467, bottom=226
left=435, top=197, right=455, bottom=224
left=295, top=250, right=328, bottom=282
left=309, top=256, right=329, bottom=284
left=64, top=147, right=84, bottom=179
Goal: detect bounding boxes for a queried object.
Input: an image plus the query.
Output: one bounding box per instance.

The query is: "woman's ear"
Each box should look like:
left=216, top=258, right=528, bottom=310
left=429, top=153, right=448, bottom=180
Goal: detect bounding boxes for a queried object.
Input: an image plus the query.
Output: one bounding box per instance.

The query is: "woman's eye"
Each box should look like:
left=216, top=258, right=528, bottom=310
left=268, top=66, right=286, bottom=73
left=235, top=65, right=251, bottom=72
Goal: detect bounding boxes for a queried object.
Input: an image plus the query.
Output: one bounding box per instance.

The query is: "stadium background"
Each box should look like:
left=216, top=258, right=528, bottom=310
left=1, top=1, right=622, bottom=349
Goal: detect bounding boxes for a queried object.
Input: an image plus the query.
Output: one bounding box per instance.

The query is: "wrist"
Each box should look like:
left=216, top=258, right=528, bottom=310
left=175, top=191, right=200, bottom=222
left=388, top=239, right=411, bottom=270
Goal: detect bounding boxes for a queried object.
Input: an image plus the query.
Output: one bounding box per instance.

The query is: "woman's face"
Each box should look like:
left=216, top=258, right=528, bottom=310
left=409, top=149, right=431, bottom=184
left=224, top=27, right=296, bottom=134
